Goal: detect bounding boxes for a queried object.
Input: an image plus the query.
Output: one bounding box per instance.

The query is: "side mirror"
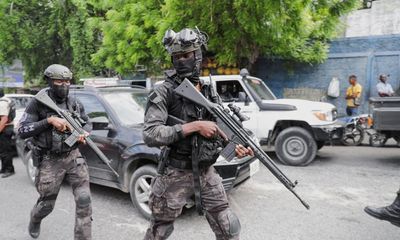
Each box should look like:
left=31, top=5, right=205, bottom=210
left=238, top=91, right=250, bottom=106
left=91, top=116, right=110, bottom=130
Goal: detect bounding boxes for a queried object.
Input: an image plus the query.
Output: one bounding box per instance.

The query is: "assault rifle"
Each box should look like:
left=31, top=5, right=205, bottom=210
left=35, top=89, right=119, bottom=177
left=174, top=79, right=310, bottom=210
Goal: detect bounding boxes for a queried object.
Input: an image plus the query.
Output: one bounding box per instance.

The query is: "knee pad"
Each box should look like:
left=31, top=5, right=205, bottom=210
left=217, top=209, right=241, bottom=238
left=77, top=192, right=91, bottom=208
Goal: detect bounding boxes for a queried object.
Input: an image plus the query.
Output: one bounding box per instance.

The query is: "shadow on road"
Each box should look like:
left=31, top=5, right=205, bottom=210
left=89, top=183, right=131, bottom=201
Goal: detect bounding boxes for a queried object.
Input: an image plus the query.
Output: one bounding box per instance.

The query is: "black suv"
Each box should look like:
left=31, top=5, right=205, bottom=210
left=17, top=85, right=259, bottom=219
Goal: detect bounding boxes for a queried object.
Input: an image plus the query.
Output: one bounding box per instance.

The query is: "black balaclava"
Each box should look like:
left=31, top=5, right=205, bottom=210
left=49, top=79, right=69, bottom=103
left=172, top=48, right=202, bottom=84
left=0, top=88, right=4, bottom=98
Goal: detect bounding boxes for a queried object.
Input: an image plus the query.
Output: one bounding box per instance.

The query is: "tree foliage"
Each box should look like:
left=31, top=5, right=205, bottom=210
left=95, top=0, right=359, bottom=73
left=0, top=0, right=359, bottom=81
left=0, top=0, right=105, bottom=83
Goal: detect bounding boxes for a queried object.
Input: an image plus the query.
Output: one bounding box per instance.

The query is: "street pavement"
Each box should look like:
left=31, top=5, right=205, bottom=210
left=1, top=144, right=400, bottom=240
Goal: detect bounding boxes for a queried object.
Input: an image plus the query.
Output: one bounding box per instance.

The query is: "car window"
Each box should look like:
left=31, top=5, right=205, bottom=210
left=102, top=91, right=147, bottom=126
left=216, top=80, right=246, bottom=102
left=75, top=94, right=109, bottom=120
left=244, top=77, right=276, bottom=100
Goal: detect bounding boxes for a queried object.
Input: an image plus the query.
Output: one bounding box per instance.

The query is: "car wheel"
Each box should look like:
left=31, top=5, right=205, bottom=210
left=316, top=141, right=325, bottom=150
left=275, top=127, right=317, bottom=166
left=129, top=164, right=157, bottom=220
left=25, top=151, right=37, bottom=185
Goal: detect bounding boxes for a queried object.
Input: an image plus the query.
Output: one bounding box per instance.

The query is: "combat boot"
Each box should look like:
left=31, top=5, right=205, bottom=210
left=364, top=194, right=400, bottom=227
left=28, top=219, right=41, bottom=238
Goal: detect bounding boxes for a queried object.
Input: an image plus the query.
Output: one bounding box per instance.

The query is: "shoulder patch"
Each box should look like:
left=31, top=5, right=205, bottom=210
left=149, top=91, right=162, bottom=104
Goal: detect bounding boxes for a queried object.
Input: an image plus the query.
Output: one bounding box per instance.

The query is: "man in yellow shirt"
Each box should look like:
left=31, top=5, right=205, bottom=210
left=345, top=75, right=362, bottom=116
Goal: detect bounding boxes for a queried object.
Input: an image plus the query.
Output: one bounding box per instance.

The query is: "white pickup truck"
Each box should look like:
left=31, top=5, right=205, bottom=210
left=200, top=69, right=343, bottom=166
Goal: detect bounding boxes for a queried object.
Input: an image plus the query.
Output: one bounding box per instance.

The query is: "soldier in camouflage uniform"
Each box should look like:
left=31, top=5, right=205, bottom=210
left=18, top=64, right=92, bottom=239
left=143, top=28, right=253, bottom=240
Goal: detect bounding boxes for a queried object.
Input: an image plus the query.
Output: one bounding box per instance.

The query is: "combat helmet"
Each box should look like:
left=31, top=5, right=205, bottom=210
left=44, top=64, right=73, bottom=80
left=163, top=27, right=208, bottom=55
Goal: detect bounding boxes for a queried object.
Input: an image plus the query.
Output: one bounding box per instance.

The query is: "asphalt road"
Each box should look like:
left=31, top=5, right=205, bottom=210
left=1, top=144, right=400, bottom=240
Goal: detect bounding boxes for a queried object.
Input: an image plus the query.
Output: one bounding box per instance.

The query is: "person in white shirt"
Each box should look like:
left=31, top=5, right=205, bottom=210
left=376, top=74, right=395, bottom=97
left=0, top=88, right=15, bottom=178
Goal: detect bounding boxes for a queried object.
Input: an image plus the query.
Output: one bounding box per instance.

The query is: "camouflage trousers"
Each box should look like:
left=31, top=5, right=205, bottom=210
left=143, top=166, right=241, bottom=240
left=31, top=149, right=92, bottom=240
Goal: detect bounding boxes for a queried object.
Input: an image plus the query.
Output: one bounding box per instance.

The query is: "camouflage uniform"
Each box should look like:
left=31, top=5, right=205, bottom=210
left=142, top=72, right=241, bottom=240
left=31, top=149, right=92, bottom=240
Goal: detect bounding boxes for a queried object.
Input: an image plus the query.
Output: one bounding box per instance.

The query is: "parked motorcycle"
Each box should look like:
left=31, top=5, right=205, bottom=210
left=367, top=130, right=388, bottom=147
left=339, top=114, right=372, bottom=146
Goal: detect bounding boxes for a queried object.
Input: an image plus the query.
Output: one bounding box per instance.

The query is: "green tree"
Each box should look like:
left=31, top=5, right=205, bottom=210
left=0, top=0, right=105, bottom=84
left=91, top=0, right=165, bottom=75
left=0, top=0, right=359, bottom=82
left=94, top=0, right=359, bottom=74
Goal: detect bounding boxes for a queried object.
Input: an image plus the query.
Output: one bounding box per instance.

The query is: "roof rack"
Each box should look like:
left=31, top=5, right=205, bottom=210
left=93, top=84, right=146, bottom=89
left=70, top=85, right=98, bottom=91
left=69, top=84, right=147, bottom=91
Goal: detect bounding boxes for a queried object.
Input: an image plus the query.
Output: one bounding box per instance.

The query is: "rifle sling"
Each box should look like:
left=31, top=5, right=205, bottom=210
left=191, top=135, right=204, bottom=215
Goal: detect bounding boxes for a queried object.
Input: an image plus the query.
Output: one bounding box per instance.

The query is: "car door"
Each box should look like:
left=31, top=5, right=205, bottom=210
left=74, top=93, right=120, bottom=182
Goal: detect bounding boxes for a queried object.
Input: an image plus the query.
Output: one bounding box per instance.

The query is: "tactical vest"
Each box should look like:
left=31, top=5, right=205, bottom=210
left=33, top=92, right=82, bottom=153
left=165, top=75, right=218, bottom=165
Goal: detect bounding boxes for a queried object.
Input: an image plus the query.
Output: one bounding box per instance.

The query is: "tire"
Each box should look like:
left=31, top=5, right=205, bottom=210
left=24, top=151, right=37, bottom=185
left=316, top=141, right=325, bottom=150
left=129, top=164, right=157, bottom=220
left=275, top=127, right=317, bottom=166
left=341, top=125, right=364, bottom=146
left=369, top=133, right=387, bottom=147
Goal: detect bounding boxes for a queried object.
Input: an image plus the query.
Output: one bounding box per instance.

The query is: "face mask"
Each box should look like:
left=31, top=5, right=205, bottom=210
left=50, top=83, right=69, bottom=102
left=172, top=49, right=202, bottom=84
left=173, top=54, right=196, bottom=78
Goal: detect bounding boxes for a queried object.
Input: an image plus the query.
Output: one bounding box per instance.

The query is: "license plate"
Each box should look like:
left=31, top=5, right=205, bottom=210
left=250, top=160, right=260, bottom=176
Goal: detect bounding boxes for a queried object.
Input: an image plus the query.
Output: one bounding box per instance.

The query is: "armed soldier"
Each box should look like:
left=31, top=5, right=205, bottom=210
left=142, top=28, right=253, bottom=240
left=18, top=64, right=92, bottom=239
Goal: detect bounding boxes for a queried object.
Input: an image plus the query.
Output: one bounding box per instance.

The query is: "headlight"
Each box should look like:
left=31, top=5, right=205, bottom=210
left=313, top=110, right=335, bottom=121
left=313, top=111, right=327, bottom=121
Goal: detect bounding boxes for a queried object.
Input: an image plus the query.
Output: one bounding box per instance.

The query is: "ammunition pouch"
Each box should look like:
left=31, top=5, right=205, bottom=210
left=50, top=129, right=75, bottom=153
left=29, top=142, right=43, bottom=168
left=196, top=135, right=225, bottom=168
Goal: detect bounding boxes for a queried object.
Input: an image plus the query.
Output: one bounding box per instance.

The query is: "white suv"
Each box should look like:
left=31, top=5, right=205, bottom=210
left=200, top=70, right=343, bottom=166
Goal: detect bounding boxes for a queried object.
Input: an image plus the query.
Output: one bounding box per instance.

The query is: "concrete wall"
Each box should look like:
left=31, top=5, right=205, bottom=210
left=254, top=34, right=400, bottom=115
left=345, top=0, right=400, bottom=37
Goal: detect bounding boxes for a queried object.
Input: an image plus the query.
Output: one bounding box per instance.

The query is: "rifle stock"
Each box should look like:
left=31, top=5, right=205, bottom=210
left=35, top=89, right=119, bottom=177
left=174, top=79, right=310, bottom=210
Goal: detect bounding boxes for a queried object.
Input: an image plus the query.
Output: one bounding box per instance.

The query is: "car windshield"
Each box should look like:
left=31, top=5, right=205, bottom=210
left=102, top=91, right=148, bottom=126
left=244, top=78, right=276, bottom=100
